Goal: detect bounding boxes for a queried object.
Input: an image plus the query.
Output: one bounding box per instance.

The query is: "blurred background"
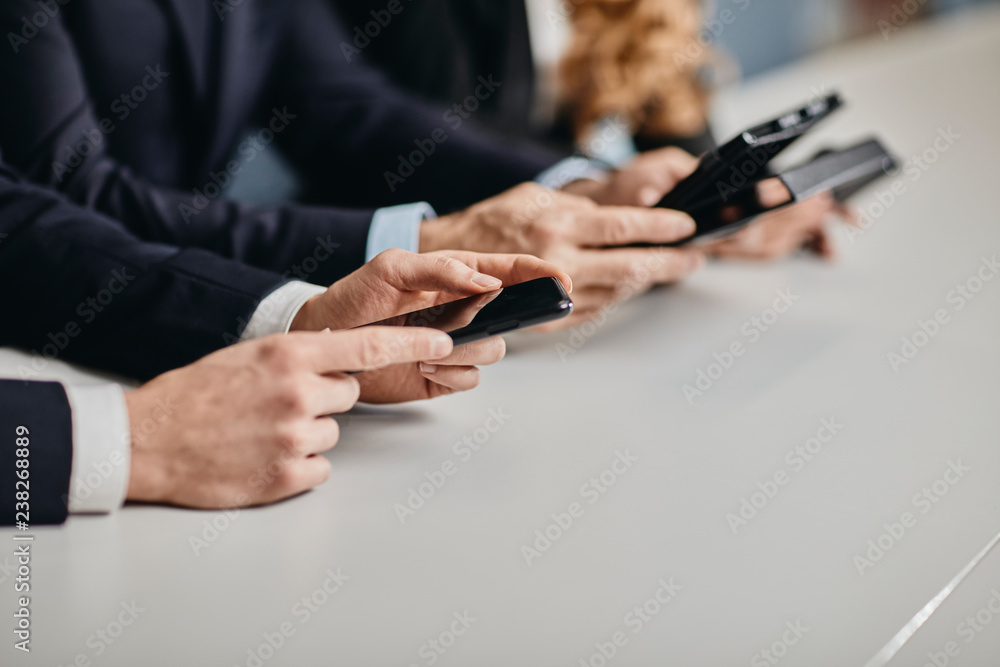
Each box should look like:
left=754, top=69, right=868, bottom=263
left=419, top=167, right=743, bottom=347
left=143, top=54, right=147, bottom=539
left=708, top=0, right=998, bottom=79
left=228, top=0, right=998, bottom=205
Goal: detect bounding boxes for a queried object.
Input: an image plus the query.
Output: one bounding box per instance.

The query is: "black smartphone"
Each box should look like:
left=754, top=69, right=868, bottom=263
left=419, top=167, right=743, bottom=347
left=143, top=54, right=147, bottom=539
left=780, top=138, right=897, bottom=203
left=658, top=93, right=844, bottom=214
left=645, top=93, right=845, bottom=245
left=361, top=277, right=573, bottom=346
left=671, top=138, right=899, bottom=244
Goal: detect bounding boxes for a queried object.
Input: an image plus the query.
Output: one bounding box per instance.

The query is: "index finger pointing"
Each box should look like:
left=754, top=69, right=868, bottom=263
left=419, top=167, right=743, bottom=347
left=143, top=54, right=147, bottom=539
left=573, top=207, right=696, bottom=247
left=287, top=328, right=455, bottom=374
left=440, top=252, right=574, bottom=293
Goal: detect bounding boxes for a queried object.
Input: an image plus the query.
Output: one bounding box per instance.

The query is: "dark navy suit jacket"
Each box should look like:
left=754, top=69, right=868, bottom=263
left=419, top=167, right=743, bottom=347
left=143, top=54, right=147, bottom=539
left=0, top=160, right=308, bottom=525
left=329, top=0, right=717, bottom=157
left=0, top=381, right=73, bottom=525
left=0, top=0, right=561, bottom=285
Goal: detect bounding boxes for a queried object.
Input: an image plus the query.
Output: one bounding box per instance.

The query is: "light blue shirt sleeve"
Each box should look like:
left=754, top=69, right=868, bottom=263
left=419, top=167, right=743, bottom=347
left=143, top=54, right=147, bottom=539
left=366, top=202, right=437, bottom=260
left=582, top=116, right=639, bottom=168
left=536, top=116, right=638, bottom=188
left=535, top=156, right=611, bottom=190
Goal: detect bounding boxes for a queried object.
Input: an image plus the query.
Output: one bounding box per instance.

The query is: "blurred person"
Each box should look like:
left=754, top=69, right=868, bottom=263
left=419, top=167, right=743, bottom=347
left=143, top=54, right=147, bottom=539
left=0, top=0, right=708, bottom=326
left=331, top=0, right=853, bottom=260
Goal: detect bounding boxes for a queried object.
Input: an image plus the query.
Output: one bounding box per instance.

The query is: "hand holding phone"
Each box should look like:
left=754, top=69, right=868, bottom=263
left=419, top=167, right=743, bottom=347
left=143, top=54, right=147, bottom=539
left=643, top=93, right=897, bottom=246
left=360, top=277, right=574, bottom=346
left=347, top=277, right=573, bottom=403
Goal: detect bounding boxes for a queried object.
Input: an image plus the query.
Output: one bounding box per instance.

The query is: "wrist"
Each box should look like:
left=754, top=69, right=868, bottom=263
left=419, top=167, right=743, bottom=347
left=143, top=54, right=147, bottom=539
left=418, top=215, right=454, bottom=253
left=289, top=294, right=323, bottom=332
left=123, top=389, right=169, bottom=504
left=560, top=178, right=606, bottom=202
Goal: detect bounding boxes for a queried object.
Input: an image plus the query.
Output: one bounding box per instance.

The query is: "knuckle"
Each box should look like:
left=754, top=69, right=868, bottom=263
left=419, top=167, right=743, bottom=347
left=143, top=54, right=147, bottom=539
left=276, top=425, right=309, bottom=456
left=272, top=465, right=302, bottom=493
left=358, top=330, right=391, bottom=367
left=514, top=182, right=546, bottom=199
left=372, top=247, right=407, bottom=267
left=606, top=214, right=633, bottom=245
left=368, top=248, right=409, bottom=281
left=531, top=217, right=568, bottom=247
left=277, top=381, right=312, bottom=416
left=257, top=337, right=300, bottom=370
left=430, top=253, right=463, bottom=276
left=621, top=258, right=645, bottom=284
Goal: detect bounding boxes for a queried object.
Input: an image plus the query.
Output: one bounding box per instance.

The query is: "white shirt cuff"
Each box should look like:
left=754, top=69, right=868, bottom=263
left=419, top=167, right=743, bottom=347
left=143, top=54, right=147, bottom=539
left=367, top=202, right=436, bottom=260
left=535, top=156, right=610, bottom=190
left=239, top=281, right=328, bottom=341
left=63, top=384, right=131, bottom=514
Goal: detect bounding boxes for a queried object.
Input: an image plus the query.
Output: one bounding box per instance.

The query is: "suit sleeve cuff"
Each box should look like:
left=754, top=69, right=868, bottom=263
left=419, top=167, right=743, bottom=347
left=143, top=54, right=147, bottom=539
left=366, top=203, right=436, bottom=260
left=63, top=384, right=131, bottom=514
left=535, top=156, right=611, bottom=190
left=239, top=281, right=328, bottom=341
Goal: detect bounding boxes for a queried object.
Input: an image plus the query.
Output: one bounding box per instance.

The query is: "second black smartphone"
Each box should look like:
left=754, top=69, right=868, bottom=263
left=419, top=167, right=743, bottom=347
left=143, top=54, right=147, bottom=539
left=361, top=277, right=573, bottom=346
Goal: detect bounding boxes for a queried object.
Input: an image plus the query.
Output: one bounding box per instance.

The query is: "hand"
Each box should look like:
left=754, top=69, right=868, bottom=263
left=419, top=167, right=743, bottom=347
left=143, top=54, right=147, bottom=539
left=702, top=180, right=856, bottom=260
left=124, top=328, right=453, bottom=509
left=419, top=183, right=705, bottom=327
left=562, top=147, right=702, bottom=207
left=565, top=147, right=856, bottom=260
left=291, top=248, right=572, bottom=403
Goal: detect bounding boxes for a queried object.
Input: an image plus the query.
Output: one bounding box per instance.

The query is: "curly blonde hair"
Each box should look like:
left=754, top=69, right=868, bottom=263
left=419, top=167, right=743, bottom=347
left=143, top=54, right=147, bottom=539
left=559, top=0, right=710, bottom=141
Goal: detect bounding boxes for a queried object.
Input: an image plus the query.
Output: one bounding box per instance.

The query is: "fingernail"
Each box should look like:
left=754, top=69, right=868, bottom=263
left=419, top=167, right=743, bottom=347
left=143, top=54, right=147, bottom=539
left=472, top=273, right=502, bottom=289
left=639, top=187, right=660, bottom=207
left=674, top=214, right=696, bottom=236
left=419, top=362, right=438, bottom=374
left=688, top=253, right=705, bottom=271
left=431, top=334, right=452, bottom=357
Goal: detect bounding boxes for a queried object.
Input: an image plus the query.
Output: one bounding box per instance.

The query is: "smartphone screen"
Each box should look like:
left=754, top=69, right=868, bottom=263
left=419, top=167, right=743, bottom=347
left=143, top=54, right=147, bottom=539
left=362, top=277, right=573, bottom=346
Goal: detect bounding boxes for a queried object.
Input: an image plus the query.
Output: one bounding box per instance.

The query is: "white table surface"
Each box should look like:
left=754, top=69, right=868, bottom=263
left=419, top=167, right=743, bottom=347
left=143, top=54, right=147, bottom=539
left=3, top=6, right=1000, bottom=666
